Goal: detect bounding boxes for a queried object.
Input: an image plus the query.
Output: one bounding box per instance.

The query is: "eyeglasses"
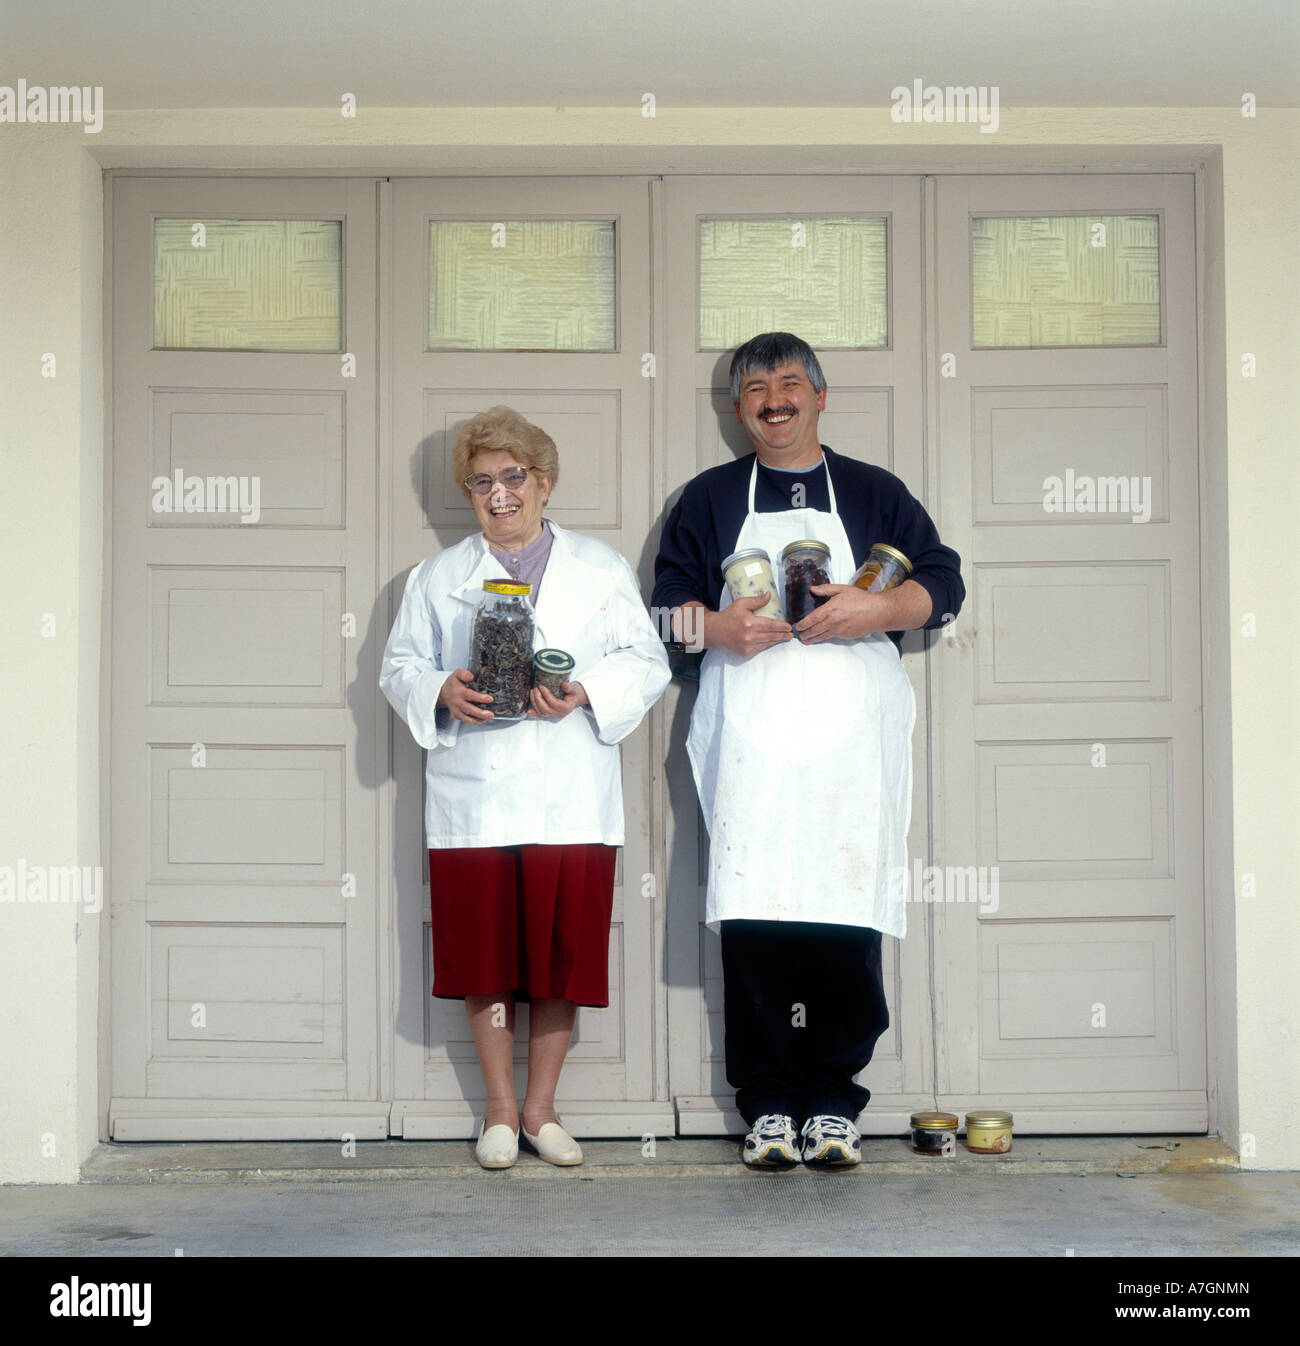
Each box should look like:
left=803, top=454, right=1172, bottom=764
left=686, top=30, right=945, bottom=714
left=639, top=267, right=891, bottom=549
left=464, top=466, right=534, bottom=495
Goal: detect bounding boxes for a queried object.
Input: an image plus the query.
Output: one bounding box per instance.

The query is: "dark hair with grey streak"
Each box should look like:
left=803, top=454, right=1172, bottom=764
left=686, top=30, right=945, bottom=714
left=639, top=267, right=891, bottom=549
left=729, top=332, right=827, bottom=402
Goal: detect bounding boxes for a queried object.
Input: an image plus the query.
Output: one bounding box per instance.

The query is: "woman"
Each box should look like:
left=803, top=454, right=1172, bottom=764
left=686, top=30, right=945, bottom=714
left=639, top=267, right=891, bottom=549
left=380, top=406, right=670, bottom=1169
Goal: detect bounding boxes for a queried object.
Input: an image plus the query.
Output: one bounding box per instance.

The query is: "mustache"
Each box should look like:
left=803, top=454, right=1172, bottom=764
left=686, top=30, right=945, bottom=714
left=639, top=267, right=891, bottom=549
left=760, top=405, right=797, bottom=418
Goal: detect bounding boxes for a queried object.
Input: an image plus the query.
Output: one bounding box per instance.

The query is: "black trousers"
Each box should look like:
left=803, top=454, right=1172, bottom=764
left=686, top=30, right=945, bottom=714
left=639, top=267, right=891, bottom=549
left=720, top=918, right=890, bottom=1128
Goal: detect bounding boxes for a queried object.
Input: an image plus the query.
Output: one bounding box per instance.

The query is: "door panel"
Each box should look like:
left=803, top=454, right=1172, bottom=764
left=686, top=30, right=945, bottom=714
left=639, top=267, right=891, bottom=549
left=660, top=176, right=935, bottom=1134
left=109, top=177, right=383, bottom=1139
left=385, top=178, right=670, bottom=1137
left=930, top=174, right=1206, bottom=1129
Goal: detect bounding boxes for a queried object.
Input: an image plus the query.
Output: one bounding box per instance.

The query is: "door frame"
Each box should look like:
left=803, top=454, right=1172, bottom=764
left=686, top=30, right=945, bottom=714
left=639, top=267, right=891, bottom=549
left=100, top=151, right=1232, bottom=1142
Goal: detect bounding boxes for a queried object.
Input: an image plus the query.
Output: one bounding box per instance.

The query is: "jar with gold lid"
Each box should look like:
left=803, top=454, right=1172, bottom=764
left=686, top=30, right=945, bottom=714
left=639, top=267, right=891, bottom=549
left=964, top=1110, right=1014, bottom=1153
left=469, top=580, right=535, bottom=719
left=909, top=1110, right=959, bottom=1155
left=850, top=542, right=913, bottom=594
left=780, top=539, right=833, bottom=626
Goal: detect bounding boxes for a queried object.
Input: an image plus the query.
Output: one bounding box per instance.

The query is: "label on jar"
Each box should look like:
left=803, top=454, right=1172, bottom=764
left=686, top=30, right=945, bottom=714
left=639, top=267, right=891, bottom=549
left=966, top=1128, right=1013, bottom=1153
left=725, top=557, right=782, bottom=620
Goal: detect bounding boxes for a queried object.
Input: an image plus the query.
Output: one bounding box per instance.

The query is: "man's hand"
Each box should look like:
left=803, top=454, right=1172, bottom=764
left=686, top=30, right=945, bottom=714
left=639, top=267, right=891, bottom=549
left=676, top=595, right=792, bottom=658
left=797, top=578, right=934, bottom=643
left=795, top=585, right=883, bottom=642
left=526, top=680, right=589, bottom=720
left=437, top=667, right=495, bottom=722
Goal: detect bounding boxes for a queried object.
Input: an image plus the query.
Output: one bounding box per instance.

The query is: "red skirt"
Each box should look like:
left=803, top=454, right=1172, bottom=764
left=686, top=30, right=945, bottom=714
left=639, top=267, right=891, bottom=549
left=428, top=843, right=617, bottom=1007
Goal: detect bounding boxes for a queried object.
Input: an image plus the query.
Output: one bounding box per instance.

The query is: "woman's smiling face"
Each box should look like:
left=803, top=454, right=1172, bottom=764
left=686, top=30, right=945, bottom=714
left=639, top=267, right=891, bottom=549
left=469, top=448, right=550, bottom=551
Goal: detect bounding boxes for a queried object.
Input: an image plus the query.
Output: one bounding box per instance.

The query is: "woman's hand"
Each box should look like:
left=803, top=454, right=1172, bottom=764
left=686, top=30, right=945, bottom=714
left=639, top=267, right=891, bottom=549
left=437, top=668, right=496, bottom=723
left=527, top=681, right=588, bottom=720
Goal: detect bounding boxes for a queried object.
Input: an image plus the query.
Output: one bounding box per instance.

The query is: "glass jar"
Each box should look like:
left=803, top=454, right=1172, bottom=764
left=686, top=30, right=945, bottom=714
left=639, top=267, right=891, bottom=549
left=721, top=547, right=783, bottom=621
left=469, top=581, right=535, bottom=719
left=851, top=542, right=913, bottom=593
left=780, top=539, right=833, bottom=626
left=964, top=1110, right=1014, bottom=1153
left=532, top=647, right=575, bottom=698
left=909, top=1111, right=959, bottom=1155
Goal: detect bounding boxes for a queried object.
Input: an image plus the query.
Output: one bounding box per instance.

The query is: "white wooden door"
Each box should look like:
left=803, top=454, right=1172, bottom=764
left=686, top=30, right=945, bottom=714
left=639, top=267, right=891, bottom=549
left=385, top=177, right=671, bottom=1138
left=106, top=169, right=1208, bottom=1141
left=109, top=177, right=385, bottom=1139
left=660, top=176, right=937, bottom=1134
left=930, top=175, right=1206, bottom=1129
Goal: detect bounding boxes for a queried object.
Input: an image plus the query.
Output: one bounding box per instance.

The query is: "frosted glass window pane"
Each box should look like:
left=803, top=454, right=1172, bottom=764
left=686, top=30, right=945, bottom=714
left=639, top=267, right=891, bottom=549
left=972, top=215, right=1161, bottom=347
left=699, top=217, right=887, bottom=350
left=428, top=220, right=615, bottom=350
left=154, top=219, right=341, bottom=351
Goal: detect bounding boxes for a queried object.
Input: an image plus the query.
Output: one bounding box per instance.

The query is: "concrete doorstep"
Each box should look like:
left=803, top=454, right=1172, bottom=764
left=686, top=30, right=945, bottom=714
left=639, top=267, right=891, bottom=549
left=75, top=1134, right=1239, bottom=1184
left=3, top=1135, right=1292, bottom=1262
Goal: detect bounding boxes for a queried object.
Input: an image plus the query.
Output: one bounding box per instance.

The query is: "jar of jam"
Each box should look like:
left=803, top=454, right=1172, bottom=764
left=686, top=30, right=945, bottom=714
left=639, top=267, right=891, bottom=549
left=851, top=542, right=913, bottom=593
left=964, top=1110, right=1013, bottom=1153
left=780, top=540, right=833, bottom=627
left=468, top=581, right=535, bottom=719
left=721, top=548, right=783, bottom=621
left=532, top=647, right=575, bottom=698
left=910, top=1111, right=959, bottom=1156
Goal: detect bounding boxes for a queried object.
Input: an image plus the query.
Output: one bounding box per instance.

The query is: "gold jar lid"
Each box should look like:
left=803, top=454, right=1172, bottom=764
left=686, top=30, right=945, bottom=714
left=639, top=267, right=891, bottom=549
left=868, top=542, right=913, bottom=574
left=780, top=539, right=831, bottom=561
left=483, top=580, right=532, bottom=596
left=910, top=1111, right=960, bottom=1130
left=965, top=1110, right=1013, bottom=1127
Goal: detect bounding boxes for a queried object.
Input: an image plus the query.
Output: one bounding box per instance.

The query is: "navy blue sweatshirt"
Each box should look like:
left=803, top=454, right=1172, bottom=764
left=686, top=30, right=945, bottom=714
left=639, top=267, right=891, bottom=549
left=651, top=446, right=965, bottom=652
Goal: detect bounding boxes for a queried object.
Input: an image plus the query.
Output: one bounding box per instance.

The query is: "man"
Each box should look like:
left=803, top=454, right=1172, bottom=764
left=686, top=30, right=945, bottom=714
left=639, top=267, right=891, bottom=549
left=652, top=332, right=964, bottom=1168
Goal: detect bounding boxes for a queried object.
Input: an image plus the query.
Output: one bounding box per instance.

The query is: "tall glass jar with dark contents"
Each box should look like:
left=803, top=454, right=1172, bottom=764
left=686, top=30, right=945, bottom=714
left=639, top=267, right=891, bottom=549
left=468, top=580, right=535, bottom=719
left=780, top=539, right=833, bottom=627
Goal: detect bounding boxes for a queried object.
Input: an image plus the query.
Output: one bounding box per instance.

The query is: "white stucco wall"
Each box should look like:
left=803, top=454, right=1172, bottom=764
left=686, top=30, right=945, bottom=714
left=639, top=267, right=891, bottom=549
left=1, top=104, right=1294, bottom=1181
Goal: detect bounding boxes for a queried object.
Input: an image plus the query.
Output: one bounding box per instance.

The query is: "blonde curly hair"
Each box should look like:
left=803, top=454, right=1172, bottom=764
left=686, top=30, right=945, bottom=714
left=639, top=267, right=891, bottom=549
left=452, top=406, right=559, bottom=499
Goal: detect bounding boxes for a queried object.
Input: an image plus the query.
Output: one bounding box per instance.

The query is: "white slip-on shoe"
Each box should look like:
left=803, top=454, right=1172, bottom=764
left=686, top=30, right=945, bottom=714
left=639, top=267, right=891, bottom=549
left=475, top=1121, right=519, bottom=1169
left=520, top=1120, right=584, bottom=1166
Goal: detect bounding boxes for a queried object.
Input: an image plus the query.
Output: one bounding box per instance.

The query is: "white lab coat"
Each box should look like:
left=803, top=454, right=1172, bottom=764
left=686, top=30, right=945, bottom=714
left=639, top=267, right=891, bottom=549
left=379, top=521, right=670, bottom=848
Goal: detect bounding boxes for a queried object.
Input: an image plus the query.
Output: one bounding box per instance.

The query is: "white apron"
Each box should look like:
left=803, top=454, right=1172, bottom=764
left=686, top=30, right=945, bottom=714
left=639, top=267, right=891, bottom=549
left=686, top=458, right=915, bottom=936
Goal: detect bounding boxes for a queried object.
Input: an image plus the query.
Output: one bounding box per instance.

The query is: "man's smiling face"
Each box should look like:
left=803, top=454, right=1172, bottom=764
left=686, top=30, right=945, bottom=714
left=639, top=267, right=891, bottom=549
left=734, top=360, right=827, bottom=468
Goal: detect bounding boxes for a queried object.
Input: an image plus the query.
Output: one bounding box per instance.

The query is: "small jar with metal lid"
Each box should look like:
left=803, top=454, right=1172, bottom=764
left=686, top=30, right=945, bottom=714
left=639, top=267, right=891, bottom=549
left=851, top=542, right=913, bottom=594
left=468, top=580, right=535, bottom=719
left=532, top=647, right=576, bottom=698
left=780, top=539, right=833, bottom=626
left=721, top=547, right=783, bottom=621
left=964, top=1110, right=1013, bottom=1154
left=910, top=1111, right=959, bottom=1156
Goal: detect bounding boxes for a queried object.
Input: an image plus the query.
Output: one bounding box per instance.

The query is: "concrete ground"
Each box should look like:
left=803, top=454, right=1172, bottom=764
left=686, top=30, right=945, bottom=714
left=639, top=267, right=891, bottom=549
left=1, top=1135, right=1296, bottom=1257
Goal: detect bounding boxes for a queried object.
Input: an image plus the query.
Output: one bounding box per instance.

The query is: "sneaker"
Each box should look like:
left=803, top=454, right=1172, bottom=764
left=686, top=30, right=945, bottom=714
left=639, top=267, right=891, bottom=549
left=800, top=1114, right=861, bottom=1167
left=742, top=1113, right=800, bottom=1168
